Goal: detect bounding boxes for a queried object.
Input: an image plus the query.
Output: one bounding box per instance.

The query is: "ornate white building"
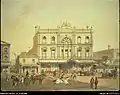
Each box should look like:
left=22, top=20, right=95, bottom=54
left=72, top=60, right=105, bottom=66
left=20, top=22, right=94, bottom=72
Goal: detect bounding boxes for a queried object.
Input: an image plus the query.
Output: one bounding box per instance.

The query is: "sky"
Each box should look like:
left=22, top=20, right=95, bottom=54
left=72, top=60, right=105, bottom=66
left=1, top=0, right=119, bottom=60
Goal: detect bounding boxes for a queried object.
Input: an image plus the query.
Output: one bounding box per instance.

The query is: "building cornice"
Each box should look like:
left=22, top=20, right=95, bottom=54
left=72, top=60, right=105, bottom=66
left=1, top=41, right=10, bottom=45
left=38, top=44, right=92, bottom=45
left=37, top=32, right=92, bottom=34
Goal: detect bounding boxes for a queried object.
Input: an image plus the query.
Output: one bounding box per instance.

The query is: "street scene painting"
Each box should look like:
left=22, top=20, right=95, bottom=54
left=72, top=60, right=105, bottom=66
left=1, top=0, right=119, bottom=91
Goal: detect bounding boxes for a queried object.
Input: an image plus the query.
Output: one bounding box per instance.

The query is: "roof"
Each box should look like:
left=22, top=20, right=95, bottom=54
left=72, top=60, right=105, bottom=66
left=1, top=41, right=10, bottom=45
left=94, top=49, right=114, bottom=53
left=19, top=52, right=38, bottom=58
left=94, top=48, right=119, bottom=53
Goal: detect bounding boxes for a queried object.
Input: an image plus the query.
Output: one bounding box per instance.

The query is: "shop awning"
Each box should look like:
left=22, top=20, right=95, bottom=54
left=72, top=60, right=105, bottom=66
left=76, top=60, right=96, bottom=63
left=38, top=59, right=96, bottom=63
left=21, top=64, right=38, bottom=67
left=39, top=60, right=67, bottom=63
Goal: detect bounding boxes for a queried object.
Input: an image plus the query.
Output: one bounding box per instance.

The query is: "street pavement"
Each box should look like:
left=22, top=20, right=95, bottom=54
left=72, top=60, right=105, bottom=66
left=75, top=76, right=119, bottom=90
left=1, top=74, right=119, bottom=91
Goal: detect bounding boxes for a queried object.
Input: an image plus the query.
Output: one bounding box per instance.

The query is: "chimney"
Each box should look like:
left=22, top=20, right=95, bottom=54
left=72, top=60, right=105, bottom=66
left=108, top=45, right=111, bottom=50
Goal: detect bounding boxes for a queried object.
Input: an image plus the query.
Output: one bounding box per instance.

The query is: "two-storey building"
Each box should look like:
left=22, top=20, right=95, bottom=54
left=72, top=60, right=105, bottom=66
left=19, top=22, right=95, bottom=72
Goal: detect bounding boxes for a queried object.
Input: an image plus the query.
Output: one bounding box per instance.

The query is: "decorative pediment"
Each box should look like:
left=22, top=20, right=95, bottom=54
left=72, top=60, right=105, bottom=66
left=61, top=22, right=72, bottom=29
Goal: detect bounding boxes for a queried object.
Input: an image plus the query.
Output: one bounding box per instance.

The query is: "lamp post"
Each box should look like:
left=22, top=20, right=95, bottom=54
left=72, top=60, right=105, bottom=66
left=12, top=52, right=22, bottom=74
left=38, top=57, right=41, bottom=74
left=12, top=52, right=17, bottom=73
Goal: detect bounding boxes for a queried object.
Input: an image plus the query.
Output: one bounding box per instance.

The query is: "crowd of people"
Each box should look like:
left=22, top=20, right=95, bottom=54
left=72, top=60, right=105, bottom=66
left=1, top=67, right=118, bottom=90
left=2, top=70, right=78, bottom=88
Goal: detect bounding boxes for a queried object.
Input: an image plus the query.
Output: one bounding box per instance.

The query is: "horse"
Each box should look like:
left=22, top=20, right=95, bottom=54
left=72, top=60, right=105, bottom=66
left=53, top=78, right=63, bottom=85
left=29, top=73, right=46, bottom=85
left=24, top=75, right=31, bottom=86
left=53, top=77, right=71, bottom=85
left=63, top=77, right=71, bottom=85
left=11, top=75, right=20, bottom=88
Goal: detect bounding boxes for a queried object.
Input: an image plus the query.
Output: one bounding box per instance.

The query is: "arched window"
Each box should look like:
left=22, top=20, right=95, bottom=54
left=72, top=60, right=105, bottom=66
left=77, top=36, right=81, bottom=44
left=42, top=47, right=47, bottom=59
left=3, top=47, right=8, bottom=53
left=51, top=36, right=55, bottom=44
left=85, top=36, right=89, bottom=43
left=77, top=47, right=82, bottom=58
left=3, top=55, right=8, bottom=61
left=43, top=36, right=46, bottom=39
left=51, top=47, right=56, bottom=59
left=85, top=47, right=89, bottom=58
left=42, top=36, right=46, bottom=44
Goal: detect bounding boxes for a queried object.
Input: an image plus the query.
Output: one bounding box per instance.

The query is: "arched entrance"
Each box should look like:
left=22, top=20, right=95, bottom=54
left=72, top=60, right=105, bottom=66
left=61, top=36, right=72, bottom=59
left=59, top=59, right=76, bottom=70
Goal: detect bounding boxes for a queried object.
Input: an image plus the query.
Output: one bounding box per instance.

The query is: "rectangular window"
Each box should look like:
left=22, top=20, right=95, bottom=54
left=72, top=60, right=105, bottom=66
left=65, top=49, right=68, bottom=52
left=65, top=49, right=68, bottom=57
left=51, top=50, right=55, bottom=59
left=85, top=52, right=89, bottom=58
left=78, top=52, right=82, bottom=57
left=42, top=52, right=46, bottom=59
left=78, top=39, right=81, bottom=43
left=51, top=41, right=55, bottom=44
left=86, top=40, right=89, bottom=43
left=42, top=40, right=46, bottom=44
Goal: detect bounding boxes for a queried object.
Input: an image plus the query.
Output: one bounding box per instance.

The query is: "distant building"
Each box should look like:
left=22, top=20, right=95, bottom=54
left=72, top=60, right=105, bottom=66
left=19, top=22, right=95, bottom=73
left=19, top=53, right=41, bottom=74
left=1, top=41, right=11, bottom=72
left=93, top=45, right=119, bottom=64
